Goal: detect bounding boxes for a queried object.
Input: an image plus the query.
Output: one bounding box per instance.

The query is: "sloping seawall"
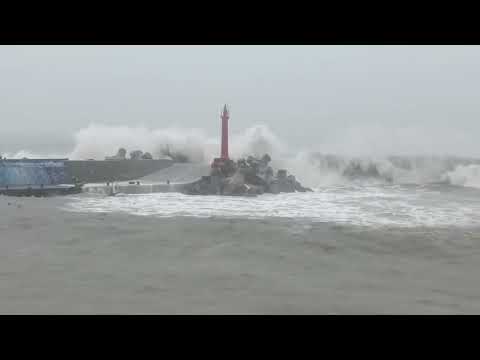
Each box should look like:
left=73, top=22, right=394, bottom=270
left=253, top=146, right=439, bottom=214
left=82, top=163, right=210, bottom=195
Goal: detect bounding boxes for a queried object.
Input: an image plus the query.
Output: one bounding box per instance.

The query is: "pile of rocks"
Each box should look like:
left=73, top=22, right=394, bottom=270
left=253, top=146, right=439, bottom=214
left=183, top=154, right=312, bottom=196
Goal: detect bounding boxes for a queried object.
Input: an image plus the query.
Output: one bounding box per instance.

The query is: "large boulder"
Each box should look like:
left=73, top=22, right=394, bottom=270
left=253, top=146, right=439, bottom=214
left=222, top=172, right=246, bottom=195
left=277, top=169, right=287, bottom=179
left=268, top=181, right=281, bottom=194
left=245, top=184, right=265, bottom=195
left=261, top=153, right=271, bottom=164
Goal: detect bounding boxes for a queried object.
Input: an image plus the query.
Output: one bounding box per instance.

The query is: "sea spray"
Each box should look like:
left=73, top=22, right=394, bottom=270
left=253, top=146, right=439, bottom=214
left=5, top=122, right=480, bottom=189
left=443, top=164, right=480, bottom=189
left=69, top=124, right=214, bottom=163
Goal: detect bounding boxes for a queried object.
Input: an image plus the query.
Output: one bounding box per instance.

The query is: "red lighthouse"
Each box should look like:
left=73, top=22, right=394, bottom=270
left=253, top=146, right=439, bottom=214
left=211, top=104, right=231, bottom=170
left=220, top=104, right=229, bottom=160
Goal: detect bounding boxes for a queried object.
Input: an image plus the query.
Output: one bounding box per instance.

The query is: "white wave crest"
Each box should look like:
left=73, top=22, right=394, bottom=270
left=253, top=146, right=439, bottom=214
left=4, top=122, right=480, bottom=190
left=443, top=164, right=480, bottom=189
left=68, top=123, right=286, bottom=164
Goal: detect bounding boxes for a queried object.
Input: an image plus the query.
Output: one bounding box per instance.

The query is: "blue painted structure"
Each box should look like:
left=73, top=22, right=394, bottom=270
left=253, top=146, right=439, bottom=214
left=0, top=159, right=68, bottom=187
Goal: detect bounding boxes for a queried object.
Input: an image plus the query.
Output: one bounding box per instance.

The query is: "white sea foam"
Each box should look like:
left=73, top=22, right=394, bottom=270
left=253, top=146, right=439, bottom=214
left=64, top=184, right=480, bottom=228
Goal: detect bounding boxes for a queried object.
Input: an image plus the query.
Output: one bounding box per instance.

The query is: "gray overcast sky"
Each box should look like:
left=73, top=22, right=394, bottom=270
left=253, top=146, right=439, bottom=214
left=1, top=45, right=480, bottom=156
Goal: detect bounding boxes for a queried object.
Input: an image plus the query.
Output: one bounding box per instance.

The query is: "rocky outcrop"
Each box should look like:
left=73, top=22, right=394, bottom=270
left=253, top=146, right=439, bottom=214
left=182, top=154, right=312, bottom=196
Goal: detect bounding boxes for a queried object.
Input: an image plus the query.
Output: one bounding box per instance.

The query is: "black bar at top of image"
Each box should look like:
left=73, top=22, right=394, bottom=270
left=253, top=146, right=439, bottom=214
left=1, top=13, right=480, bottom=45
left=2, top=1, right=479, bottom=44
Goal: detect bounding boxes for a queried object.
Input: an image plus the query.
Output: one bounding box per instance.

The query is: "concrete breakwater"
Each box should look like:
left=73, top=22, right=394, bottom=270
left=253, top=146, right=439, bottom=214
left=83, top=182, right=184, bottom=195
left=64, top=159, right=174, bottom=183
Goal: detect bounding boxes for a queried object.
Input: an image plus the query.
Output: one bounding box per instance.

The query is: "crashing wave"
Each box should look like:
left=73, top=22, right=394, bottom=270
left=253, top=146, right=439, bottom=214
left=6, top=123, right=480, bottom=189
left=443, top=164, right=480, bottom=189
left=280, top=153, right=480, bottom=188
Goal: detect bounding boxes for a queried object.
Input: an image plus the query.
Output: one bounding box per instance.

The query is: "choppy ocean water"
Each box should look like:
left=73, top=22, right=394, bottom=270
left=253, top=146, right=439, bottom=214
left=2, top=183, right=480, bottom=314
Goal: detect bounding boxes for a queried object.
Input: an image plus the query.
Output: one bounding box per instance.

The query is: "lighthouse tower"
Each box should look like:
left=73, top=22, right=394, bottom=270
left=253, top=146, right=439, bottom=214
left=220, top=104, right=229, bottom=160
left=211, top=104, right=231, bottom=170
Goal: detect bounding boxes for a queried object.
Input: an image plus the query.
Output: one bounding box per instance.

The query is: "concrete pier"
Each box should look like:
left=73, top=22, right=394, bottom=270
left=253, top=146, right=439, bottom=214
left=83, top=182, right=188, bottom=195
left=65, top=159, right=174, bottom=184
